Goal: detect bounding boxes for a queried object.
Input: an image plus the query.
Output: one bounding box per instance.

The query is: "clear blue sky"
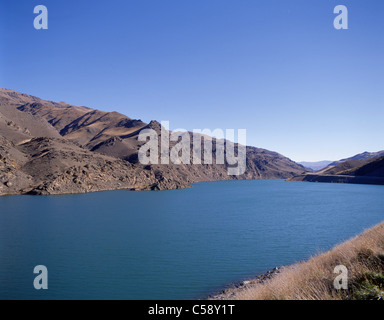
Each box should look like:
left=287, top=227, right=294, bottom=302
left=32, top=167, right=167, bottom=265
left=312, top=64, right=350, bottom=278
left=1, top=0, right=383, bottom=162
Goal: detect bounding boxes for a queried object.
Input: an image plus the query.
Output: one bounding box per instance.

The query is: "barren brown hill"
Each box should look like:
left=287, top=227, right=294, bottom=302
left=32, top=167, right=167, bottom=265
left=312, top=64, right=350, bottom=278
left=10, top=89, right=147, bottom=149
left=289, top=155, right=384, bottom=185
left=349, top=156, right=384, bottom=177
left=318, top=159, right=373, bottom=176
left=327, top=150, right=384, bottom=168
left=0, top=88, right=307, bottom=196
left=0, top=104, right=61, bottom=144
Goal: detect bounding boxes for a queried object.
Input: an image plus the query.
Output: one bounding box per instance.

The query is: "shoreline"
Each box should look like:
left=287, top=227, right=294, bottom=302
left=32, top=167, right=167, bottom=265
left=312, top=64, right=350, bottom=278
left=208, top=222, right=384, bottom=300
left=288, top=174, right=384, bottom=186
left=207, top=266, right=285, bottom=300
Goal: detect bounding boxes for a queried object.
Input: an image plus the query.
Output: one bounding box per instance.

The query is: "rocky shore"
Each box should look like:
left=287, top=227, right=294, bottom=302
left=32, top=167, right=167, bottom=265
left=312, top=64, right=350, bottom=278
left=207, top=266, right=284, bottom=300
left=208, top=223, right=384, bottom=300
left=288, top=174, right=384, bottom=185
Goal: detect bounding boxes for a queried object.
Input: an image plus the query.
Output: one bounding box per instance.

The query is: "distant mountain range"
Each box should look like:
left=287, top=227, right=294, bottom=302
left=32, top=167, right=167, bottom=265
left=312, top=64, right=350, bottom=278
left=0, top=89, right=307, bottom=196
left=298, top=161, right=333, bottom=172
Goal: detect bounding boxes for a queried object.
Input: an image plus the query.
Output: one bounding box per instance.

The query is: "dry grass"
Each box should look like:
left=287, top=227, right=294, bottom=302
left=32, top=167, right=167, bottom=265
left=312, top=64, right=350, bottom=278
left=234, top=222, right=384, bottom=300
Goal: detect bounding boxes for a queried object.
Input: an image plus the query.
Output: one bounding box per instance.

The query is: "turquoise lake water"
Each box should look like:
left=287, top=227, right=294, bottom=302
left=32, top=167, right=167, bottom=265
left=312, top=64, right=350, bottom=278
left=0, top=179, right=383, bottom=300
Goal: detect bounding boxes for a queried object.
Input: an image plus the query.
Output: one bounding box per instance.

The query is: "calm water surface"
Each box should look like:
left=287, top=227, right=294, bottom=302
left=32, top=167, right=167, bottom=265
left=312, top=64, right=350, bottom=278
left=0, top=180, right=383, bottom=299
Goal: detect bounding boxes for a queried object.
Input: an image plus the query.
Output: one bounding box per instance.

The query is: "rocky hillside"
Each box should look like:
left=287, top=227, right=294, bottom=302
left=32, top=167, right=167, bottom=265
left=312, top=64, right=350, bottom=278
left=327, top=150, right=384, bottom=168
left=323, top=155, right=384, bottom=178
left=0, top=88, right=307, bottom=196
left=289, top=155, right=384, bottom=185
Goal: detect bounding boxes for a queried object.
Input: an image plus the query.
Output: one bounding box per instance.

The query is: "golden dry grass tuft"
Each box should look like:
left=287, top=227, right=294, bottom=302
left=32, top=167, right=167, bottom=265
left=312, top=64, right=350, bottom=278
left=234, top=222, right=384, bottom=300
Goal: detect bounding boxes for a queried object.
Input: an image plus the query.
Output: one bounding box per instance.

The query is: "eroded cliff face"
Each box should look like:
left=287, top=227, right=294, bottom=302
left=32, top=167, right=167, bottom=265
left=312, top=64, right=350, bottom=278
left=0, top=136, right=190, bottom=196
left=0, top=89, right=307, bottom=196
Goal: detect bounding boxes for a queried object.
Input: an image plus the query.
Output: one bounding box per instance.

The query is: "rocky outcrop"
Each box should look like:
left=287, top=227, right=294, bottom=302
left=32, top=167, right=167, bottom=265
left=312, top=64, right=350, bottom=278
left=0, top=136, right=33, bottom=195
left=208, top=267, right=283, bottom=300
left=16, top=137, right=190, bottom=195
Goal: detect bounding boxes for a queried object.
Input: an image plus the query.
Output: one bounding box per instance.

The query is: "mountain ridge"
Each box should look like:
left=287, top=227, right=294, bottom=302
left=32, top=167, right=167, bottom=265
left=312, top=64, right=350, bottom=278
left=0, top=89, right=307, bottom=196
left=290, top=154, right=384, bottom=185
